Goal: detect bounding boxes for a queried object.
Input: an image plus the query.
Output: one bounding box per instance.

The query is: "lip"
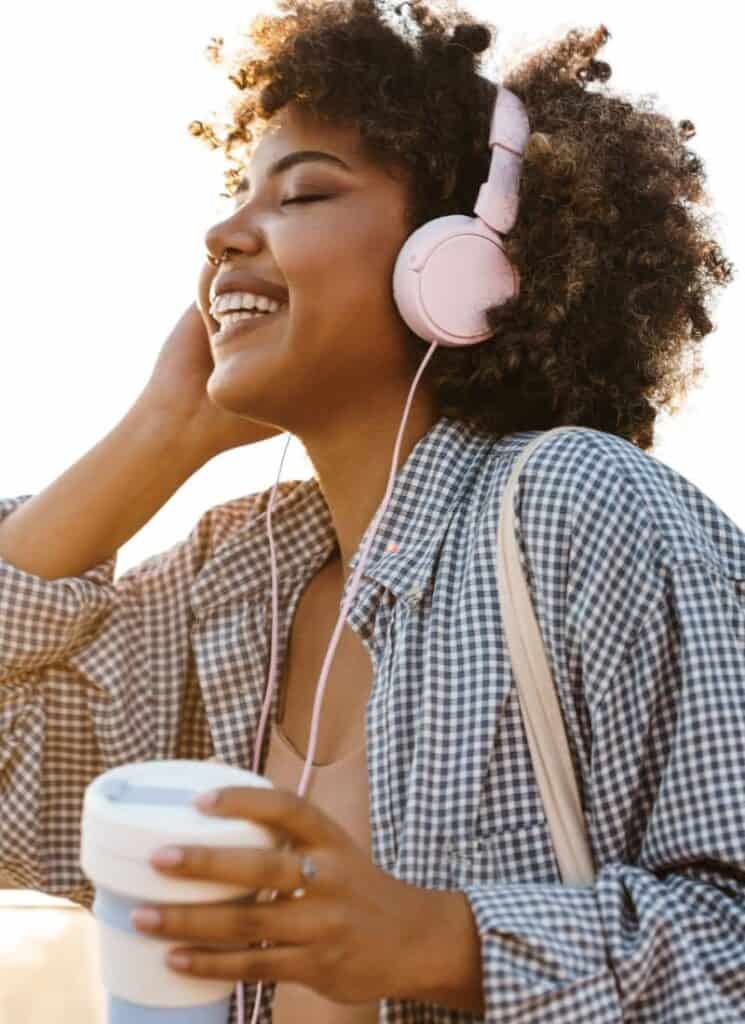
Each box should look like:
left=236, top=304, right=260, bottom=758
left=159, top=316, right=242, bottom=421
left=212, top=307, right=287, bottom=345
left=210, top=273, right=289, bottom=306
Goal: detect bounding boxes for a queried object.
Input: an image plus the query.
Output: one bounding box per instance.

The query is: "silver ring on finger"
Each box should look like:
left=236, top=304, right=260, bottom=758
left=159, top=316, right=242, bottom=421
left=291, top=853, right=318, bottom=899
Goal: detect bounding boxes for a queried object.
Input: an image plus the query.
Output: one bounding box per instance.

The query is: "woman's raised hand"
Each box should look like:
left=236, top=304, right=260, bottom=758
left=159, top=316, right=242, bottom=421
left=137, top=261, right=284, bottom=465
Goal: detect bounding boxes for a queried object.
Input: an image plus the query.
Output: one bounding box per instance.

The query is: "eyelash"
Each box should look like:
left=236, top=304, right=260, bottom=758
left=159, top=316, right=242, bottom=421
left=280, top=194, right=331, bottom=206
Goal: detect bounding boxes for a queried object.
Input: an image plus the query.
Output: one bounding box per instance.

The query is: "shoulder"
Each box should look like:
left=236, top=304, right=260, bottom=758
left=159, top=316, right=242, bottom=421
left=478, top=427, right=745, bottom=666
left=493, top=426, right=745, bottom=580
left=195, top=478, right=306, bottom=557
left=119, top=478, right=310, bottom=587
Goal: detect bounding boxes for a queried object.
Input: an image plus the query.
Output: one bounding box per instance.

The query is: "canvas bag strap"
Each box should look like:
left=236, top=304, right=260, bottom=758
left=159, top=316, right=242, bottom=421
left=497, top=427, right=596, bottom=885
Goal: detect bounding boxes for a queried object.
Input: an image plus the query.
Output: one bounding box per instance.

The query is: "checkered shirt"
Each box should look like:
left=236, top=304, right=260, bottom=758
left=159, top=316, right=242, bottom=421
left=2, top=416, right=745, bottom=1022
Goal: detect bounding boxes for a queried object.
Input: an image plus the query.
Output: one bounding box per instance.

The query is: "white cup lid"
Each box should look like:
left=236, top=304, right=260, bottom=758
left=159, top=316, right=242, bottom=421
left=81, top=759, right=280, bottom=862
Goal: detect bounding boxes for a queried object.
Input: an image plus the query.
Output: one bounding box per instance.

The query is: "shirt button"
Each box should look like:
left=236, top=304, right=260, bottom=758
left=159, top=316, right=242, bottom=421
left=407, top=585, right=423, bottom=606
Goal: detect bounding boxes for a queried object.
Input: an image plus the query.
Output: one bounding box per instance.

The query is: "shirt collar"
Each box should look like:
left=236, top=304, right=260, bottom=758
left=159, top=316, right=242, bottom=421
left=190, top=414, right=507, bottom=616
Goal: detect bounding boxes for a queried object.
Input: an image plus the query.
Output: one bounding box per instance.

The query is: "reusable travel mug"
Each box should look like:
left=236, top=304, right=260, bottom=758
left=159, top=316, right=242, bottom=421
left=80, top=759, right=280, bottom=1023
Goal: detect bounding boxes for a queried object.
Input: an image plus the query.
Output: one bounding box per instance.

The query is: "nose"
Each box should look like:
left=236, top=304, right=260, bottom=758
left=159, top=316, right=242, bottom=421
left=204, top=203, right=263, bottom=268
left=202, top=201, right=267, bottom=313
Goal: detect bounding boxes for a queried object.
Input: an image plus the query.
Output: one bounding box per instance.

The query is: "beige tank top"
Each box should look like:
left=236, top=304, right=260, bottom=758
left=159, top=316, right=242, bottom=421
left=262, top=720, right=380, bottom=1022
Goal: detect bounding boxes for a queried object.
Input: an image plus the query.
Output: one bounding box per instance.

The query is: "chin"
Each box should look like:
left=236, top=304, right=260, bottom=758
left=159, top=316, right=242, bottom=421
left=206, top=367, right=279, bottom=423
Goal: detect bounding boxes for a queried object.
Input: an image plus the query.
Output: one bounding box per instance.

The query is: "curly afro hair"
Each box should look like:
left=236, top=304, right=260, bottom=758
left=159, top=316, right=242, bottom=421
left=188, top=0, right=736, bottom=451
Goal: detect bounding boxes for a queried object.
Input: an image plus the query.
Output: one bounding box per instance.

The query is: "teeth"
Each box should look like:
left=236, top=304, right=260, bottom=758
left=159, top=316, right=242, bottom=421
left=211, top=290, right=286, bottom=318
left=218, top=309, right=279, bottom=328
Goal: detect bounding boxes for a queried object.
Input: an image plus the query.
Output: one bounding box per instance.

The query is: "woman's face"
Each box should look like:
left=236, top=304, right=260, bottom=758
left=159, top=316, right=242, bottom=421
left=199, top=102, right=419, bottom=435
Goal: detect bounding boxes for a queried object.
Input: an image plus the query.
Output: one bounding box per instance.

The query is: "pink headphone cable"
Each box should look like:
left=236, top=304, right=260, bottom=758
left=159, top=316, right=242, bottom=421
left=238, top=341, right=439, bottom=1023
left=225, top=81, right=530, bottom=1023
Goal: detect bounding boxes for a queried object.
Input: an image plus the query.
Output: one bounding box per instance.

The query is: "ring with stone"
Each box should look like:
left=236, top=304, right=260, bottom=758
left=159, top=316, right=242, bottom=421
left=291, top=853, right=318, bottom=898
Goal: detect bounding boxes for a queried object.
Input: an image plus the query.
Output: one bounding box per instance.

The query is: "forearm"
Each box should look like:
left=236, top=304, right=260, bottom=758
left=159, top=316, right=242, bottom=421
left=0, top=398, right=206, bottom=580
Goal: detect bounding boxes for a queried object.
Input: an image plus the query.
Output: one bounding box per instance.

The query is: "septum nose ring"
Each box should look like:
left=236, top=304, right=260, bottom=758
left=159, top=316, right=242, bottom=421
left=205, top=252, right=222, bottom=267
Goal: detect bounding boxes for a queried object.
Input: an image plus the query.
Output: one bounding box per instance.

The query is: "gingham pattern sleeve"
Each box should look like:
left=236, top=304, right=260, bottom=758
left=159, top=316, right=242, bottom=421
left=462, top=441, right=745, bottom=1021
left=0, top=495, right=119, bottom=681
left=0, top=492, right=258, bottom=902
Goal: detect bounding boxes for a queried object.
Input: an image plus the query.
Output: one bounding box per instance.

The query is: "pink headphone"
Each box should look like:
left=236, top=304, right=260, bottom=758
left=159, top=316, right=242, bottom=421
left=393, top=84, right=529, bottom=345
left=241, top=83, right=531, bottom=1024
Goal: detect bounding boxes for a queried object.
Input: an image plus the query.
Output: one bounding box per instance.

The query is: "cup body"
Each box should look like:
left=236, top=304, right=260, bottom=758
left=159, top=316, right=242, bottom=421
left=80, top=759, right=279, bottom=1022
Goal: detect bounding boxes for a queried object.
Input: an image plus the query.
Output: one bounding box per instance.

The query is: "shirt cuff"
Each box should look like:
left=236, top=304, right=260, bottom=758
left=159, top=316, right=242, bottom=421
left=462, top=882, right=622, bottom=1023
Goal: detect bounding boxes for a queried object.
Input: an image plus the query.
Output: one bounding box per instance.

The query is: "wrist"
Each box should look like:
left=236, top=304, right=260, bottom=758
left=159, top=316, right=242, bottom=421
left=128, top=396, right=214, bottom=473
left=396, top=885, right=485, bottom=1015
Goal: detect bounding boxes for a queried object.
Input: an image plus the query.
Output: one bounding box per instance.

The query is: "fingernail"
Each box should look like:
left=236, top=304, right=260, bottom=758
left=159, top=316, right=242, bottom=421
left=131, top=908, right=161, bottom=928
left=194, top=790, right=219, bottom=810
left=151, top=846, right=184, bottom=866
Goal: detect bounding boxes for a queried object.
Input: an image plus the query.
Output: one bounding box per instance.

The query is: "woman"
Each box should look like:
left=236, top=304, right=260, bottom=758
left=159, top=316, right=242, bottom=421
left=0, top=2, right=741, bottom=1022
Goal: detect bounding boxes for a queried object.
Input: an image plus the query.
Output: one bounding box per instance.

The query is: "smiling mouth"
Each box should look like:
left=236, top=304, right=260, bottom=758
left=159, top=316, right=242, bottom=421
left=213, top=307, right=287, bottom=343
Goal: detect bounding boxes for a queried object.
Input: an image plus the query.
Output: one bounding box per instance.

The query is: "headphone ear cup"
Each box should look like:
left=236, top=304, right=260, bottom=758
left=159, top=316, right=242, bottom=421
left=392, top=214, right=519, bottom=348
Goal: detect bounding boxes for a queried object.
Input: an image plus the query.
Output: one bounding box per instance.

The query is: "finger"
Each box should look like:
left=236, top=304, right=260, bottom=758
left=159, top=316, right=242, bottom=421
left=133, top=898, right=318, bottom=946
left=197, top=261, right=218, bottom=327
left=150, top=843, right=304, bottom=893
left=166, top=942, right=307, bottom=984
left=193, top=786, right=342, bottom=848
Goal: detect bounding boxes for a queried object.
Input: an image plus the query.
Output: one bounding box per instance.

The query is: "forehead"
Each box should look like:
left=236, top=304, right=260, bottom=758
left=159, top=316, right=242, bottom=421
left=241, top=104, right=363, bottom=178
left=233, top=101, right=412, bottom=200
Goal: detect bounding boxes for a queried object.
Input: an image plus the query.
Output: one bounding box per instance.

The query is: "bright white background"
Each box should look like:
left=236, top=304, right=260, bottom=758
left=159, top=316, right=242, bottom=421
left=0, top=6, right=741, bottom=1016
left=0, top=1, right=742, bottom=589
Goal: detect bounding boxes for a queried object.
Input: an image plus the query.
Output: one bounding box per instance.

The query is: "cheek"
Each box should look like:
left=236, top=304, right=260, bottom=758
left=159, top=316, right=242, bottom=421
left=280, top=205, right=401, bottom=276
left=274, top=208, right=407, bottom=324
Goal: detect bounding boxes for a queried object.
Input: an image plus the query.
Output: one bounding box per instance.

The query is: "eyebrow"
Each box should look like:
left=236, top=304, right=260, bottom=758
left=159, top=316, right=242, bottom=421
left=235, top=150, right=353, bottom=194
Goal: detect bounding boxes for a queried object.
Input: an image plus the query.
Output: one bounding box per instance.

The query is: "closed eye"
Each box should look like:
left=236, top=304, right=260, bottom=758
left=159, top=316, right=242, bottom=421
left=280, top=194, right=332, bottom=206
